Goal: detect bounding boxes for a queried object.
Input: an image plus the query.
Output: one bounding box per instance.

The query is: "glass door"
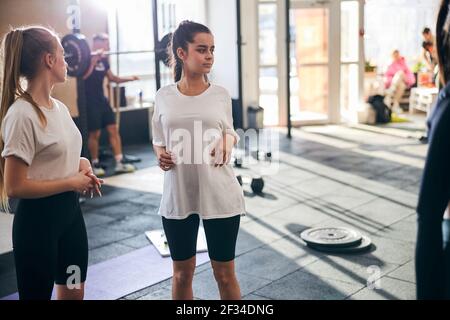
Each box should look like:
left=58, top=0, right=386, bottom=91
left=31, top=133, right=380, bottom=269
left=341, top=0, right=361, bottom=122
left=289, top=1, right=330, bottom=124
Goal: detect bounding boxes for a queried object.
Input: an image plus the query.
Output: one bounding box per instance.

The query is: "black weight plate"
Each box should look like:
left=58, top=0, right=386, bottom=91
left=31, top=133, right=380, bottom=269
left=62, top=33, right=91, bottom=77
left=307, top=235, right=372, bottom=254
left=155, top=32, right=172, bottom=67
left=300, top=227, right=362, bottom=248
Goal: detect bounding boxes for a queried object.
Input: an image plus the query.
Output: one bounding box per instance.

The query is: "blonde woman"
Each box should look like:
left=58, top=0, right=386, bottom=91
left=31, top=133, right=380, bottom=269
left=0, top=26, right=102, bottom=300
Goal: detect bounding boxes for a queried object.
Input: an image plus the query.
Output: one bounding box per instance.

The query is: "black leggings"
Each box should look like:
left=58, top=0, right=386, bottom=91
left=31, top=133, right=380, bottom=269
left=13, top=192, right=88, bottom=300
left=162, top=214, right=240, bottom=262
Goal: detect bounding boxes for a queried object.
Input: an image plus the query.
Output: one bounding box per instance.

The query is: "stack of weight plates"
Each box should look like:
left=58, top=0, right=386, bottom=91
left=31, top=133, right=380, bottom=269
left=300, top=227, right=372, bottom=254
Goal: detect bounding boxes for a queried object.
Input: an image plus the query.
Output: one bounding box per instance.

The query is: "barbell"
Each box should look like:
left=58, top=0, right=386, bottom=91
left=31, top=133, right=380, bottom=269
left=67, top=49, right=157, bottom=58
left=61, top=33, right=173, bottom=77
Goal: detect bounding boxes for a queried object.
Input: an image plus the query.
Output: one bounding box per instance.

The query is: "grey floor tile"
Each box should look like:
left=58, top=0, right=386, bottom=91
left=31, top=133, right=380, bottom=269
left=380, top=190, right=418, bottom=210
left=403, top=183, right=420, bottom=194
left=386, top=261, right=416, bottom=284
left=357, top=235, right=415, bottom=265
left=265, top=202, right=333, bottom=228
left=255, top=269, right=362, bottom=300
left=128, top=193, right=162, bottom=206
left=315, top=198, right=415, bottom=235
left=123, top=279, right=172, bottom=300
left=378, top=167, right=422, bottom=185
left=107, top=214, right=162, bottom=234
left=292, top=177, right=347, bottom=198
left=83, top=213, right=116, bottom=229
left=119, top=234, right=151, bottom=249
left=84, top=187, right=145, bottom=208
left=90, top=202, right=148, bottom=219
left=235, top=239, right=319, bottom=281
left=318, top=186, right=378, bottom=211
left=195, top=261, right=213, bottom=273
left=243, top=188, right=300, bottom=218
left=137, top=288, right=172, bottom=300
left=252, top=215, right=309, bottom=237
left=238, top=219, right=289, bottom=250
left=375, top=219, right=417, bottom=244
left=308, top=211, right=385, bottom=235
left=243, top=293, right=271, bottom=300
left=299, top=255, right=399, bottom=287
left=0, top=273, right=17, bottom=298
left=191, top=269, right=272, bottom=300
left=86, top=226, right=134, bottom=250
left=265, top=166, right=318, bottom=187
left=88, top=242, right=136, bottom=266
left=353, top=198, right=415, bottom=224
left=404, top=214, right=418, bottom=223
left=235, top=229, right=267, bottom=256
left=349, top=276, right=416, bottom=300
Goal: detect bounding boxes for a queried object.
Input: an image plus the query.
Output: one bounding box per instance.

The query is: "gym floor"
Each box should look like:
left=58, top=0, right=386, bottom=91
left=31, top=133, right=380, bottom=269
left=0, top=124, right=424, bottom=300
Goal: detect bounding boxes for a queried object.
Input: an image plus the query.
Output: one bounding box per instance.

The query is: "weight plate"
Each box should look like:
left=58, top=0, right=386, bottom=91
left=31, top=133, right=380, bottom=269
left=300, top=227, right=362, bottom=248
left=155, top=32, right=172, bottom=67
left=62, top=33, right=91, bottom=77
left=306, top=235, right=372, bottom=254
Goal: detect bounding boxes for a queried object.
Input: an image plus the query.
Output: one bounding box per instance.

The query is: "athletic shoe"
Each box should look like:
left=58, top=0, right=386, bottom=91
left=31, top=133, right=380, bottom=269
left=115, top=161, right=136, bottom=174
left=93, top=163, right=105, bottom=177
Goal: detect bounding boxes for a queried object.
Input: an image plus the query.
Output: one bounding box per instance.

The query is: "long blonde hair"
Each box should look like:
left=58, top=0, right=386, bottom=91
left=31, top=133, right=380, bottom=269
left=0, top=26, right=58, bottom=211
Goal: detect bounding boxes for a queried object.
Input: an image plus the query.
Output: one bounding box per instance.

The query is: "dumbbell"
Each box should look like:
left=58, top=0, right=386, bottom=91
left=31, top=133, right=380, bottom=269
left=236, top=175, right=265, bottom=194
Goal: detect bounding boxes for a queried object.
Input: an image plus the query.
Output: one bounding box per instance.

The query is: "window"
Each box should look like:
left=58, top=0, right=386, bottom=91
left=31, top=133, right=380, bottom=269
left=365, top=0, right=440, bottom=71
left=341, top=0, right=360, bottom=120
left=105, top=0, right=206, bottom=104
left=258, top=1, right=278, bottom=126
left=105, top=0, right=155, bottom=105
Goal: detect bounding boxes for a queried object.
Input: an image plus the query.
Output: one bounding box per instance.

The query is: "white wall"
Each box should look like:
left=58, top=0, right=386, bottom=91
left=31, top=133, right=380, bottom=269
left=206, top=0, right=239, bottom=99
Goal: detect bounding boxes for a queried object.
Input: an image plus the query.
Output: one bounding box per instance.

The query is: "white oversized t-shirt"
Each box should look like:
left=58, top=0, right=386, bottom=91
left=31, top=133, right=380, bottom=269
left=1, top=98, right=82, bottom=180
left=152, top=83, right=246, bottom=220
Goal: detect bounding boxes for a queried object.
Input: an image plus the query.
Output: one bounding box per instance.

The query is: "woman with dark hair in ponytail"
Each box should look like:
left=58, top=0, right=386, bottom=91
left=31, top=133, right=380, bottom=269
left=416, top=0, right=450, bottom=299
left=0, top=26, right=103, bottom=300
left=151, top=20, right=245, bottom=300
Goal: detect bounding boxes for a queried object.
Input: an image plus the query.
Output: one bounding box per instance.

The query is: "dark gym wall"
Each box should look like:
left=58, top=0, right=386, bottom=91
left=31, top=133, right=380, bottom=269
left=0, top=0, right=108, bottom=117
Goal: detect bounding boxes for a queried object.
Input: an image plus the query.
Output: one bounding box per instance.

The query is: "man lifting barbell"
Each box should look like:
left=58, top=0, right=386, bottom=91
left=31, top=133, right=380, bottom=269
left=83, top=33, right=139, bottom=176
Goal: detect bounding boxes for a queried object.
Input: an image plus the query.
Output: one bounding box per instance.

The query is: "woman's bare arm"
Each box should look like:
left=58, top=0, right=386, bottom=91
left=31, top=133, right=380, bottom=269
left=4, top=156, right=93, bottom=199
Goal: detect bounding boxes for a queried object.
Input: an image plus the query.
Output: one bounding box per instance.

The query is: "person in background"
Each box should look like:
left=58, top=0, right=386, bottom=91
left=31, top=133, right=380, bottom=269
left=83, top=33, right=139, bottom=176
left=422, top=41, right=438, bottom=72
left=421, top=27, right=437, bottom=71
left=384, top=50, right=416, bottom=113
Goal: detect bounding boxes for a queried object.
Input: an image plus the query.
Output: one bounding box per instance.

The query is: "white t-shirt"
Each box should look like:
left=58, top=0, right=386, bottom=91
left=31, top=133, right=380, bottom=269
left=1, top=98, right=82, bottom=180
left=152, top=83, right=246, bottom=220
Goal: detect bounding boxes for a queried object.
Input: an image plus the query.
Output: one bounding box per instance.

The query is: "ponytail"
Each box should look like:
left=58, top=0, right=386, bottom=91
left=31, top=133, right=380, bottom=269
left=173, top=56, right=183, bottom=83
left=0, top=29, right=24, bottom=211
